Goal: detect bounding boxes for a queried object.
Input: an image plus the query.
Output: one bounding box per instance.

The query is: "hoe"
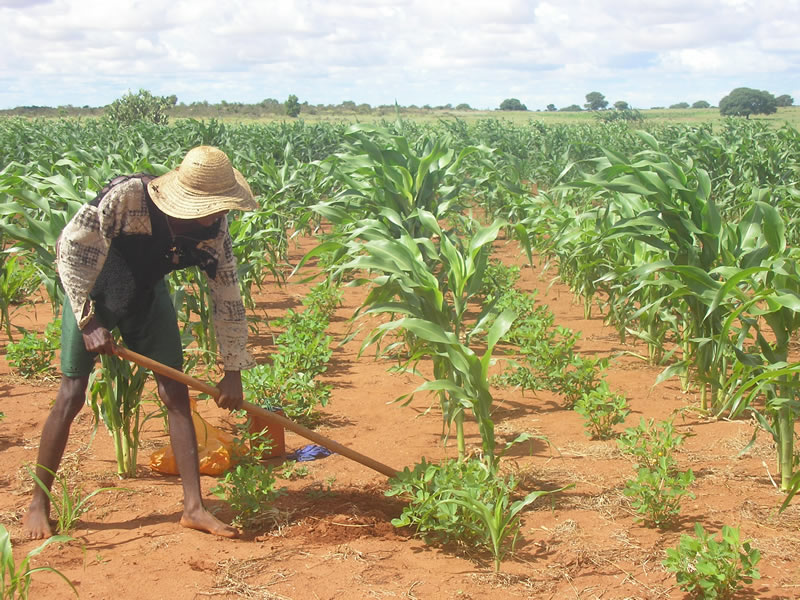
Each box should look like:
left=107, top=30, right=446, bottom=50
left=113, top=345, right=399, bottom=479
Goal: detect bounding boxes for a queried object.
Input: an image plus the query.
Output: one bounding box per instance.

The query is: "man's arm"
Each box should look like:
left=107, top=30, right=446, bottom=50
left=216, top=370, right=244, bottom=410
left=57, top=178, right=152, bottom=331
left=202, top=220, right=255, bottom=410
left=79, top=316, right=115, bottom=355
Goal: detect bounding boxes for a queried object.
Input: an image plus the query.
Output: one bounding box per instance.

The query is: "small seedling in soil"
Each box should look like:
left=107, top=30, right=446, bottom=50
left=278, top=460, right=309, bottom=480
left=623, top=456, right=695, bottom=529
left=388, top=457, right=569, bottom=572
left=618, top=417, right=688, bottom=471
left=28, top=464, right=121, bottom=535
left=0, top=523, right=76, bottom=599
left=573, top=380, right=630, bottom=439
left=663, top=522, right=760, bottom=599
left=6, top=320, right=60, bottom=379
left=211, top=426, right=286, bottom=529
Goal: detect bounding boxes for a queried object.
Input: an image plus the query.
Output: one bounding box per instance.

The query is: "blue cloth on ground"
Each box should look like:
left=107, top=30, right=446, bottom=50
left=286, top=444, right=333, bottom=462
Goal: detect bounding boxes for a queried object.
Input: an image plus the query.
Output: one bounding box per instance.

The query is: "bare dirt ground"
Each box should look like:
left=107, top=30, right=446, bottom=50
left=2, top=232, right=800, bottom=599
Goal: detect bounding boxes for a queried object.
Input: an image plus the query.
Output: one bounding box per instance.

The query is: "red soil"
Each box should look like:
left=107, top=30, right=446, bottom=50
left=2, top=233, right=799, bottom=599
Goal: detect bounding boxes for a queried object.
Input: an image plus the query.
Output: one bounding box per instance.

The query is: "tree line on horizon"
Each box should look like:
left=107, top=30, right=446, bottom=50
left=0, top=91, right=486, bottom=120
left=1, top=87, right=794, bottom=121
left=500, top=88, right=795, bottom=119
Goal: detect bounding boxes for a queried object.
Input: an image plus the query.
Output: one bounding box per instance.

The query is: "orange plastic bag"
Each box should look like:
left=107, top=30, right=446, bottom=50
left=149, top=399, right=238, bottom=476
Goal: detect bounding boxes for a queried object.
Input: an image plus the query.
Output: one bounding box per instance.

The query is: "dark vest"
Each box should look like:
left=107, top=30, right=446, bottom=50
left=89, top=174, right=221, bottom=319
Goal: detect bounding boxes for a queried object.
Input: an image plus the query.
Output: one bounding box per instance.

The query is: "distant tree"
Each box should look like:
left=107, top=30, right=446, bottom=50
left=259, top=98, right=282, bottom=114
left=546, top=103, right=557, bottom=111
left=776, top=94, right=794, bottom=107
left=559, top=104, right=583, bottom=112
left=691, top=100, right=711, bottom=108
left=106, top=89, right=174, bottom=126
left=499, top=98, right=527, bottom=111
left=719, top=87, right=777, bottom=119
left=614, top=100, right=629, bottom=110
left=285, top=94, right=301, bottom=117
left=584, top=91, right=608, bottom=110
left=340, top=100, right=357, bottom=111
left=669, top=102, right=690, bottom=109
left=455, top=103, right=472, bottom=110
left=650, top=106, right=665, bottom=110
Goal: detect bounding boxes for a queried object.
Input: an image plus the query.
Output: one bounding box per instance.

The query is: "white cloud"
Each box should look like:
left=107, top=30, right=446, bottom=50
left=535, top=2, right=570, bottom=28
left=0, top=0, right=798, bottom=109
left=662, top=43, right=791, bottom=76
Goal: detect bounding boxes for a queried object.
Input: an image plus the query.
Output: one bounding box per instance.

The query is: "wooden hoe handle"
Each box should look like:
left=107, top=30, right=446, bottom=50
left=112, top=345, right=400, bottom=479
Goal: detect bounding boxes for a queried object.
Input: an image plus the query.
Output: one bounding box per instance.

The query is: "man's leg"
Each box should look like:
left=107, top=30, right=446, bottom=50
left=154, top=375, right=238, bottom=538
left=120, top=281, right=237, bottom=537
left=23, top=375, right=89, bottom=539
left=25, top=293, right=100, bottom=538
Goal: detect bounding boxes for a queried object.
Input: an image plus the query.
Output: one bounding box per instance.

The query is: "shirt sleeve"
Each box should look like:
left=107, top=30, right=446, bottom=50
left=56, top=178, right=152, bottom=328
left=201, top=220, right=256, bottom=371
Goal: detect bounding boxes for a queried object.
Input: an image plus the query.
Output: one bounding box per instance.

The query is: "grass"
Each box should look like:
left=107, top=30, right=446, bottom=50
left=639, top=106, right=800, bottom=127
left=6, top=105, right=798, bottom=128
left=182, top=105, right=800, bottom=128
left=28, top=464, right=121, bottom=535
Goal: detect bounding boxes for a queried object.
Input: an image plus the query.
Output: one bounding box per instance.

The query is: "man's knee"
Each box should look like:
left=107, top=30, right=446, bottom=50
left=54, top=375, right=90, bottom=421
left=155, top=376, right=190, bottom=410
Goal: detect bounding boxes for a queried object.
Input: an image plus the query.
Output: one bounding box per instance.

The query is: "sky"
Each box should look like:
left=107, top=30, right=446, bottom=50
left=1, top=0, right=798, bottom=111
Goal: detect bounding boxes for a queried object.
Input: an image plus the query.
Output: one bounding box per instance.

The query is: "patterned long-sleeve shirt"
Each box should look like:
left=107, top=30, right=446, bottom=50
left=56, top=175, right=254, bottom=371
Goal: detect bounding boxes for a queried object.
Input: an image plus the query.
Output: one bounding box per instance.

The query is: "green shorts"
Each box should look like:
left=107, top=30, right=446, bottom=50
left=60, top=279, right=183, bottom=377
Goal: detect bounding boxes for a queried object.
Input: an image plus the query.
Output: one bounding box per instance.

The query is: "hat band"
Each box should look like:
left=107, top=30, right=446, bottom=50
left=176, top=180, right=243, bottom=198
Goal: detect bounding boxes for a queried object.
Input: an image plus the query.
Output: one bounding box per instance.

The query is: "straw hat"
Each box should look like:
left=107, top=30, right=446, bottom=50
left=147, top=146, right=258, bottom=219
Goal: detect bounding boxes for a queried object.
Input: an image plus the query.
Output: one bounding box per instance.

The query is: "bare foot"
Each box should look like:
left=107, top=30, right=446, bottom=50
left=180, top=509, right=239, bottom=538
left=22, top=506, right=53, bottom=540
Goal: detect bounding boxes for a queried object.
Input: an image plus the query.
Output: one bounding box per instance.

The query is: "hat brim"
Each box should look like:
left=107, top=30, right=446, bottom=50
left=147, top=168, right=258, bottom=220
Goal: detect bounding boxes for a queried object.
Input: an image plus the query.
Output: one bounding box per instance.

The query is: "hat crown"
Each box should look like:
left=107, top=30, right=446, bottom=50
left=147, top=145, right=256, bottom=219
left=176, top=146, right=238, bottom=196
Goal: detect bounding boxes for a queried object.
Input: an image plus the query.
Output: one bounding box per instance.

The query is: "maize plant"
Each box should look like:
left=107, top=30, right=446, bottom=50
left=299, top=125, right=521, bottom=463
left=88, top=351, right=151, bottom=478
left=168, top=268, right=218, bottom=366
left=540, top=129, right=800, bottom=491
left=0, top=164, right=86, bottom=314
left=562, top=132, right=736, bottom=410
left=714, top=252, right=800, bottom=491
left=329, top=212, right=513, bottom=466
left=313, top=122, right=490, bottom=240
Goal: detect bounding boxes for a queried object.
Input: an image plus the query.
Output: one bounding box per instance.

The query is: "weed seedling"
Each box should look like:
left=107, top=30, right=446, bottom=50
left=211, top=463, right=285, bottom=529
left=28, top=464, right=121, bottom=535
left=387, top=458, right=568, bottom=572
left=0, top=524, right=76, bottom=599
left=211, top=426, right=286, bottom=529
left=663, top=523, right=760, bottom=599
left=618, top=418, right=687, bottom=471
left=6, top=320, right=60, bottom=379
left=573, top=381, right=630, bottom=439
left=623, top=456, right=695, bottom=528
left=305, top=476, right=337, bottom=500
left=278, top=460, right=309, bottom=480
